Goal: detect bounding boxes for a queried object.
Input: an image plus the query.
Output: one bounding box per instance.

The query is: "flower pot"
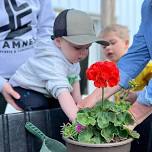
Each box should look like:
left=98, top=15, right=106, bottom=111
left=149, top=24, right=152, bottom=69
left=63, top=137, right=133, bottom=152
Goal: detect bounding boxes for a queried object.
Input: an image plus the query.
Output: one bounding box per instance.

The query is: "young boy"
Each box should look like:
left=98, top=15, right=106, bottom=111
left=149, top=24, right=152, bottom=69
left=9, top=9, right=109, bottom=122
left=99, top=24, right=130, bottom=102
left=99, top=24, right=129, bottom=63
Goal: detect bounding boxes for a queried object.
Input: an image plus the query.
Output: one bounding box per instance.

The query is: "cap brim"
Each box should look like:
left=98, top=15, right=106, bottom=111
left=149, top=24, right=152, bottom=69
left=62, top=35, right=109, bottom=46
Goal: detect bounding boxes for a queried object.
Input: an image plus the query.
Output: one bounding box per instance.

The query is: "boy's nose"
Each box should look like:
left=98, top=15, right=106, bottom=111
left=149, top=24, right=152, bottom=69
left=78, top=50, right=87, bottom=59
left=105, top=45, right=112, bottom=50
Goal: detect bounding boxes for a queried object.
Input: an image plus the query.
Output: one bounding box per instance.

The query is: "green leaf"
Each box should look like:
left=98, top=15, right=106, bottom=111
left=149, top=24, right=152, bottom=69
left=90, top=132, right=105, bottom=144
left=61, top=123, right=78, bottom=140
left=101, top=124, right=117, bottom=142
left=129, top=130, right=140, bottom=139
left=77, top=113, right=96, bottom=126
left=97, top=112, right=109, bottom=129
left=123, top=127, right=140, bottom=139
left=90, top=136, right=101, bottom=144
left=97, top=112, right=116, bottom=129
left=112, top=101, right=131, bottom=113
left=121, top=126, right=140, bottom=139
left=114, top=111, right=133, bottom=127
left=124, top=112, right=134, bottom=125
left=117, top=128, right=128, bottom=138
left=78, top=127, right=93, bottom=143
left=102, top=100, right=114, bottom=110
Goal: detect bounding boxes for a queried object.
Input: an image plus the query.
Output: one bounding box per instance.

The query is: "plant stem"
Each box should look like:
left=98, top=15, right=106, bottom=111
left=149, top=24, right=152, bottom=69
left=101, top=87, right=104, bottom=109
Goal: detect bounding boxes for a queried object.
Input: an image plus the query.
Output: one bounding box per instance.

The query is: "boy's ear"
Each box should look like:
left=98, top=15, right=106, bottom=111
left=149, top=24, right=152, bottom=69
left=54, top=37, right=62, bottom=48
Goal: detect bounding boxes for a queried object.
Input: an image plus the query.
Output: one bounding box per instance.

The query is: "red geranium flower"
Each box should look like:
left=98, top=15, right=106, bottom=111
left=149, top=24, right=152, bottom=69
left=86, top=61, right=119, bottom=88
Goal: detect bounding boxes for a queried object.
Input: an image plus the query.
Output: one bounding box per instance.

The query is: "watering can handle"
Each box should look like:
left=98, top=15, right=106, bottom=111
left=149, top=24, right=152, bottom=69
left=25, top=122, right=46, bottom=141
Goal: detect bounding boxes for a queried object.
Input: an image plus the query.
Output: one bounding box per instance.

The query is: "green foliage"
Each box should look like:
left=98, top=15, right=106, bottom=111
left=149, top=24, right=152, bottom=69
left=62, top=100, right=140, bottom=144
left=61, top=122, right=78, bottom=140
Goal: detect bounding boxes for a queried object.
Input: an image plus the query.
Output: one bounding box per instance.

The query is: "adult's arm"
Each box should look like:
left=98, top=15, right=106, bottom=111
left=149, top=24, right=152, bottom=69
left=0, top=76, right=7, bottom=92
left=127, top=101, right=152, bottom=130
left=118, top=29, right=150, bottom=89
left=118, top=0, right=151, bottom=89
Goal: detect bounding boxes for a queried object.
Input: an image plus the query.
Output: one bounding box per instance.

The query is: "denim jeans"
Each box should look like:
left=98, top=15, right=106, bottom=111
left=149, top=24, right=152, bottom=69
left=13, top=87, right=60, bottom=111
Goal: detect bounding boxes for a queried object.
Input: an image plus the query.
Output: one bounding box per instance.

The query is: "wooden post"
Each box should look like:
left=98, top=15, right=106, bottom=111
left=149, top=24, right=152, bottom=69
left=99, top=0, right=116, bottom=60
left=100, top=0, right=116, bottom=29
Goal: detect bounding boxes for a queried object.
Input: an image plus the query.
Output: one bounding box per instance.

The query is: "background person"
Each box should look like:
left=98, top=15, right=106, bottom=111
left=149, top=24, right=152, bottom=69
left=0, top=0, right=55, bottom=113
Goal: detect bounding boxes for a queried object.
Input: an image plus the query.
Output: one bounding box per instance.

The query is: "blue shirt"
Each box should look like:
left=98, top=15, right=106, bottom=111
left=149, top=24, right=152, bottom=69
left=118, top=0, right=152, bottom=105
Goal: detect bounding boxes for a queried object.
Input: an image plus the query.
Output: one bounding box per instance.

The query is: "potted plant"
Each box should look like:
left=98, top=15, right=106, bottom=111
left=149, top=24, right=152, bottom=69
left=62, top=61, right=140, bottom=152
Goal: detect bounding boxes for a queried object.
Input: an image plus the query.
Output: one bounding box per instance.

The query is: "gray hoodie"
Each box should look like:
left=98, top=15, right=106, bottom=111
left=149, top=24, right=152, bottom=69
left=9, top=40, right=80, bottom=98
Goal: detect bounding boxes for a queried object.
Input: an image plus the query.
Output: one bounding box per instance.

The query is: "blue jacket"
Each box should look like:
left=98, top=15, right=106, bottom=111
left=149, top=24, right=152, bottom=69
left=118, top=0, right=152, bottom=105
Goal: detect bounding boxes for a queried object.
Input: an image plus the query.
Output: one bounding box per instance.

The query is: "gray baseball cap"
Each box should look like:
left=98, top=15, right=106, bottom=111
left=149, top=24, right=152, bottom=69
left=51, top=9, right=109, bottom=46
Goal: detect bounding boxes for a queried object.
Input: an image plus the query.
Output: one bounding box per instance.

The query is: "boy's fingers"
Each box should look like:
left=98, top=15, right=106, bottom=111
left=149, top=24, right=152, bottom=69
left=2, top=82, right=20, bottom=99
left=9, top=88, right=20, bottom=99
left=78, top=102, right=93, bottom=109
left=5, top=94, right=22, bottom=111
left=77, top=102, right=85, bottom=109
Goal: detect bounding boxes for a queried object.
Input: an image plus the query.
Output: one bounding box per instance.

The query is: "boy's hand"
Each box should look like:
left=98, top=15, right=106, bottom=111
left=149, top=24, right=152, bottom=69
left=78, top=88, right=104, bottom=109
left=78, top=86, right=121, bottom=109
left=125, top=101, right=152, bottom=130
left=78, top=94, right=97, bottom=109
left=2, top=82, right=22, bottom=111
left=78, top=100, right=93, bottom=109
